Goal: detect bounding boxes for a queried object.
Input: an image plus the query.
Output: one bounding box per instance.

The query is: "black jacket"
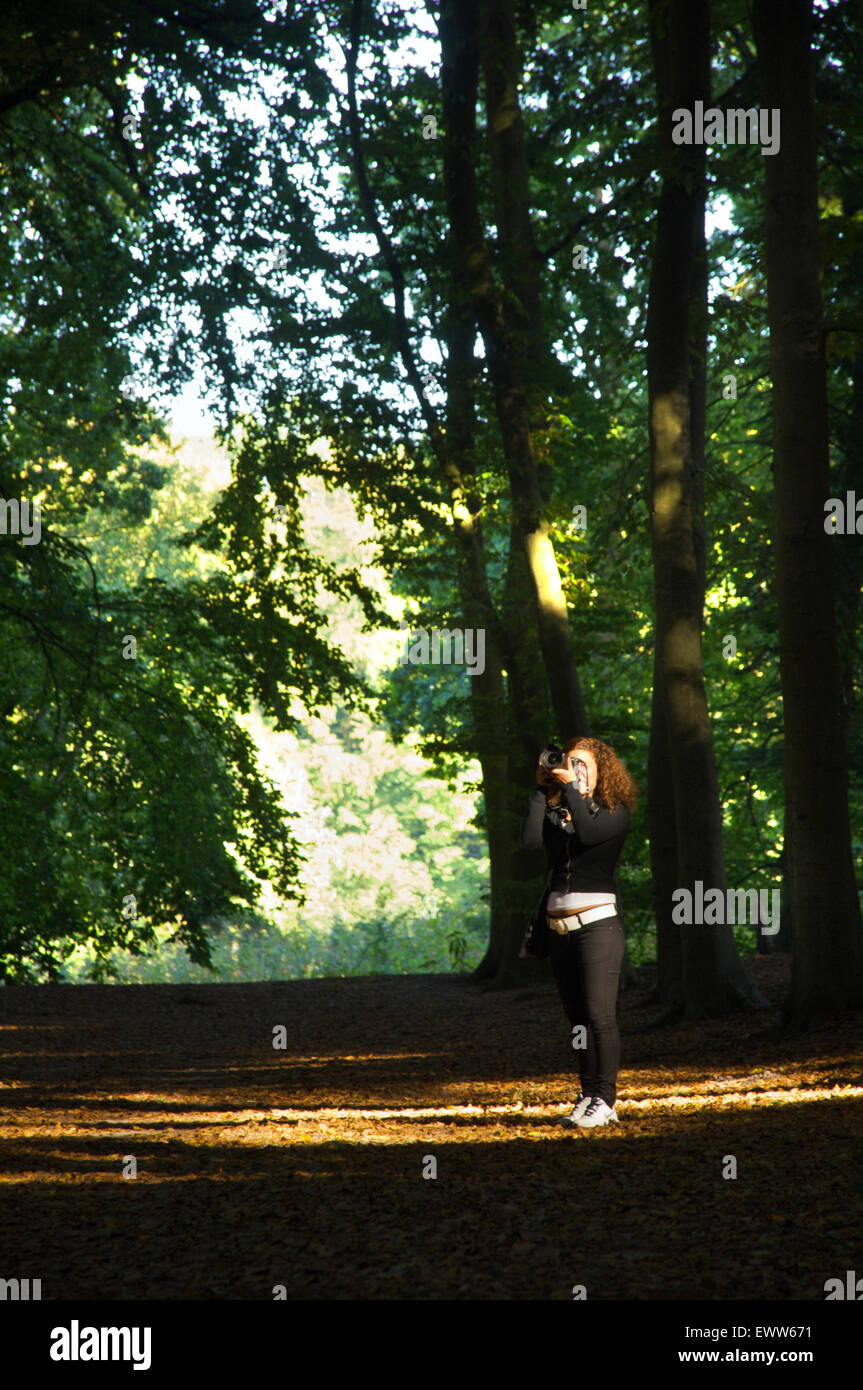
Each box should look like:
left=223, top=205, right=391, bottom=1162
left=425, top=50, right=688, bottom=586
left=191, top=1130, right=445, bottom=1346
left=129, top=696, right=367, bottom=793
left=521, top=782, right=630, bottom=895
left=516, top=789, right=633, bottom=961
left=518, top=783, right=631, bottom=958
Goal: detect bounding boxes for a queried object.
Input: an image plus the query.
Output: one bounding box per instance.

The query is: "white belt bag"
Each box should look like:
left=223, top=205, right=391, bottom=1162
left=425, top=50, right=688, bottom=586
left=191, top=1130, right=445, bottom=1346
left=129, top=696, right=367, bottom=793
left=548, top=903, right=617, bottom=934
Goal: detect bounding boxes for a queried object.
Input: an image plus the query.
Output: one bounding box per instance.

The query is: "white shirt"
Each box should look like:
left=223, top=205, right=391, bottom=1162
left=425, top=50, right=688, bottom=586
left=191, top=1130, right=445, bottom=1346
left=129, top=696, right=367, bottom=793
left=547, top=890, right=617, bottom=913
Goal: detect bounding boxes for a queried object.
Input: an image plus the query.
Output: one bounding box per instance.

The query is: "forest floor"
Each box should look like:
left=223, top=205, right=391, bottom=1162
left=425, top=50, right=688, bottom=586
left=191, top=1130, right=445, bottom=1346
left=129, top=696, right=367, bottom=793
left=1, top=955, right=861, bottom=1301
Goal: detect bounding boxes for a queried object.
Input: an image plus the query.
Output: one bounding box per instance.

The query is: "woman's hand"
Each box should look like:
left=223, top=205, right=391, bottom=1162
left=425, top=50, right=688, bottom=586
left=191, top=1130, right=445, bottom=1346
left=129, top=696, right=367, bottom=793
left=536, top=761, right=554, bottom=789
left=546, top=764, right=575, bottom=786
left=571, top=747, right=598, bottom=797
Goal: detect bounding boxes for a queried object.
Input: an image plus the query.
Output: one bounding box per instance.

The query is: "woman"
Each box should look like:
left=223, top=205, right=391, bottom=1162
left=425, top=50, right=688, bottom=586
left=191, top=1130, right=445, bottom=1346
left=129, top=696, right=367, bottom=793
left=521, top=737, right=637, bottom=1129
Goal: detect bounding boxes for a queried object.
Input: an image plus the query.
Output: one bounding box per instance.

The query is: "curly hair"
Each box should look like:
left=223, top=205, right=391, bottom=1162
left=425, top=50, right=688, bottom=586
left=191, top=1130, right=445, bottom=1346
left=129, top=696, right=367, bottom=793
left=561, top=736, right=638, bottom=813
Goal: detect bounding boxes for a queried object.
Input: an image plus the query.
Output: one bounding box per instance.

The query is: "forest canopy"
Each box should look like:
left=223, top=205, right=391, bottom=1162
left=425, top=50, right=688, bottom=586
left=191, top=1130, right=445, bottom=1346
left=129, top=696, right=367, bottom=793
left=0, top=0, right=860, bottom=1028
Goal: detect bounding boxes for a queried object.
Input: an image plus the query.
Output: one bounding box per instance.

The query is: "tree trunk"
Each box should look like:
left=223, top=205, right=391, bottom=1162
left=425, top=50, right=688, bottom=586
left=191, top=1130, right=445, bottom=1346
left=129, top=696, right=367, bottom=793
left=471, top=534, right=551, bottom=987
left=758, top=844, right=792, bottom=954
left=647, top=0, right=768, bottom=1019
left=833, top=358, right=863, bottom=725
left=346, top=0, right=547, bottom=988
left=440, top=0, right=550, bottom=988
left=472, top=0, right=590, bottom=742
left=753, top=0, right=863, bottom=1025
left=648, top=652, right=683, bottom=1004
left=448, top=0, right=640, bottom=988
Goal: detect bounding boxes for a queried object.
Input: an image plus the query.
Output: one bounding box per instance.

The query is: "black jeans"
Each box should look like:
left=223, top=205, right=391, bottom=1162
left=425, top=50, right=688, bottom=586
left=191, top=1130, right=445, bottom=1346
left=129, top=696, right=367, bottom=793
left=548, top=915, right=625, bottom=1109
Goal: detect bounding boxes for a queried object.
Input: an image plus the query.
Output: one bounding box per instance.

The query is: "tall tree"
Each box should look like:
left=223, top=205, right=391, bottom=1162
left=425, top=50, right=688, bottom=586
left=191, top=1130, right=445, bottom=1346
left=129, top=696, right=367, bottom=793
left=0, top=2, right=368, bottom=981
left=438, top=0, right=544, bottom=988
left=476, top=0, right=589, bottom=742
left=752, top=0, right=863, bottom=1026
left=437, top=0, right=587, bottom=985
left=344, top=0, right=596, bottom=987
left=646, top=0, right=767, bottom=1017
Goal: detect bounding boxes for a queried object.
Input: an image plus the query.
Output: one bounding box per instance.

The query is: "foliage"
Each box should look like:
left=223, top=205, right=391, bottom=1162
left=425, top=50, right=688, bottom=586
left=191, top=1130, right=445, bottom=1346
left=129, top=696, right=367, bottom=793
left=1, top=0, right=860, bottom=983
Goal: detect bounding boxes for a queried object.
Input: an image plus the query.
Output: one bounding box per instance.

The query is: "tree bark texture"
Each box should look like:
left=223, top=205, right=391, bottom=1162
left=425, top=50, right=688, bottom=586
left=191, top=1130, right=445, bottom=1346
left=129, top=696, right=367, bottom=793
left=753, top=0, right=863, bottom=1024
left=440, top=0, right=551, bottom=986
left=647, top=0, right=767, bottom=1017
left=471, top=0, right=590, bottom=741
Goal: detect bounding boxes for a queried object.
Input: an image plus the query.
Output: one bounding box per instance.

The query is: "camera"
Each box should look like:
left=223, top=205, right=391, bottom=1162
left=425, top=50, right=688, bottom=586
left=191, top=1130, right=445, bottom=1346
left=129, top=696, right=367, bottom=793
left=545, top=801, right=573, bottom=829
left=538, top=745, right=569, bottom=771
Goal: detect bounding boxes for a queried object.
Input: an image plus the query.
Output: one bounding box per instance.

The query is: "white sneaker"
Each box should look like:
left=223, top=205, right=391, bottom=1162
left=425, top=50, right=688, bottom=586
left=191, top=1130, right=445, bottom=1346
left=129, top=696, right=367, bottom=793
left=575, top=1097, right=618, bottom=1128
left=560, top=1093, right=590, bottom=1127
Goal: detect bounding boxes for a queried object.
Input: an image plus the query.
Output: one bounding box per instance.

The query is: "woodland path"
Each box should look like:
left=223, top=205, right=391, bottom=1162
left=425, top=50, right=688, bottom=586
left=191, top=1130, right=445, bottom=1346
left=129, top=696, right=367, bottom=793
left=1, top=957, right=860, bottom=1300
